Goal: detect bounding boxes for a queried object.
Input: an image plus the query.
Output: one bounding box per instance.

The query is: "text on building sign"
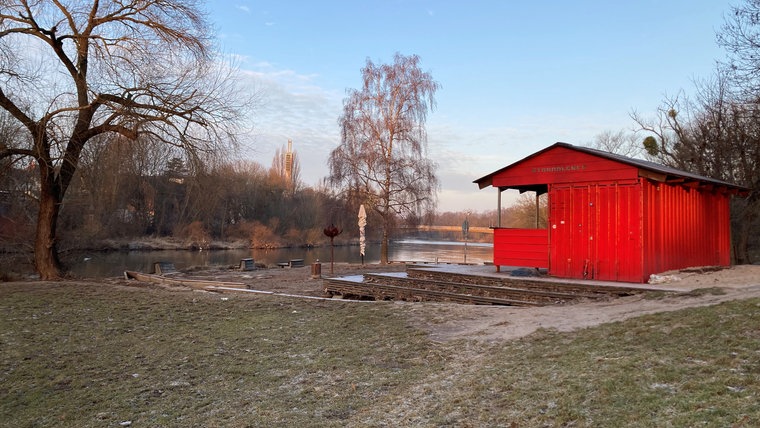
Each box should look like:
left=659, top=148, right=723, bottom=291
left=531, top=164, right=586, bottom=173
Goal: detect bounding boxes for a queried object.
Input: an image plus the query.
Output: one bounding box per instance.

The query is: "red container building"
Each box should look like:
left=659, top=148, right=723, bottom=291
left=474, top=143, right=747, bottom=283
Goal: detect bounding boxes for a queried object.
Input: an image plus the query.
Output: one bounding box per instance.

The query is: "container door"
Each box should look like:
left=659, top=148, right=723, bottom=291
left=573, top=186, right=595, bottom=279
left=548, top=185, right=566, bottom=277
left=614, top=183, right=643, bottom=282
left=550, top=185, right=596, bottom=280
left=594, top=184, right=619, bottom=281
left=594, top=183, right=642, bottom=282
left=550, top=183, right=641, bottom=281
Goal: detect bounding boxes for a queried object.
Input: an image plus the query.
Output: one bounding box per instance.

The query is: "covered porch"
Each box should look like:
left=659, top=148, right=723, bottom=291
left=489, top=184, right=549, bottom=272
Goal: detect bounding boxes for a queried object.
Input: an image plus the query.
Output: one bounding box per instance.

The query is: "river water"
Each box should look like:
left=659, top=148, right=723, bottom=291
left=69, top=239, right=494, bottom=278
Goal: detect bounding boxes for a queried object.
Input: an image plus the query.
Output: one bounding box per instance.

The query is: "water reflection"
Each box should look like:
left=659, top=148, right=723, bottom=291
left=69, top=239, right=494, bottom=278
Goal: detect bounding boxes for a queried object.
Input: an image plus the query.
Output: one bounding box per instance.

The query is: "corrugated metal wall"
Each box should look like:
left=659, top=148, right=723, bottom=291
left=641, top=180, right=731, bottom=276
left=548, top=179, right=732, bottom=283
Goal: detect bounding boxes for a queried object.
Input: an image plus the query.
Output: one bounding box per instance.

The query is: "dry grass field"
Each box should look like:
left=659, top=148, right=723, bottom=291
left=2, top=264, right=759, bottom=427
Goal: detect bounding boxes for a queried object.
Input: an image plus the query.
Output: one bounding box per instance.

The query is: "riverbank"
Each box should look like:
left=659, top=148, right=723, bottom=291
left=0, top=236, right=360, bottom=280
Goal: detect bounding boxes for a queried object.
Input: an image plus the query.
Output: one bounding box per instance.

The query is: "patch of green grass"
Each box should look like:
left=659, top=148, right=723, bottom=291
left=643, top=286, right=726, bottom=300
left=2, top=282, right=760, bottom=427
left=642, top=290, right=676, bottom=300
left=678, top=286, right=728, bottom=297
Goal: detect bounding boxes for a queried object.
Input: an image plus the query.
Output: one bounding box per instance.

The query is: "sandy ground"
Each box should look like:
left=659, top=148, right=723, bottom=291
left=112, top=262, right=760, bottom=343
left=409, top=264, right=760, bottom=343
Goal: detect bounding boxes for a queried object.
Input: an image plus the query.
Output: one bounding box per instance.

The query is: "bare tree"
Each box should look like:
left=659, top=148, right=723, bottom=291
left=632, top=73, right=753, bottom=183
left=0, top=1, right=248, bottom=278
left=503, top=193, right=548, bottom=229
left=718, top=0, right=760, bottom=95
left=631, top=79, right=737, bottom=178
left=589, top=129, right=645, bottom=158
left=328, top=53, right=440, bottom=263
left=632, top=72, right=760, bottom=263
left=716, top=0, right=760, bottom=262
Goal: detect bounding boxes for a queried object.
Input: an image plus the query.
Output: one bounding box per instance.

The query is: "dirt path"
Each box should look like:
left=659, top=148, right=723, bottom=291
left=402, top=264, right=760, bottom=342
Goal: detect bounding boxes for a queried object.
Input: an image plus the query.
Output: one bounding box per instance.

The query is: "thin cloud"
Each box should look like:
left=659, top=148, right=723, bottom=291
left=233, top=63, right=342, bottom=184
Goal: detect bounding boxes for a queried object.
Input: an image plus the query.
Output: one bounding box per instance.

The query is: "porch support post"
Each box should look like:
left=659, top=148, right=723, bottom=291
left=496, top=187, right=502, bottom=273
left=497, top=187, right=502, bottom=227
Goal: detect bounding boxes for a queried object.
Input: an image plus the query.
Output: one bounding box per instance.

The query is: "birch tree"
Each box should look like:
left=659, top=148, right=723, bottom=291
left=328, top=53, right=439, bottom=263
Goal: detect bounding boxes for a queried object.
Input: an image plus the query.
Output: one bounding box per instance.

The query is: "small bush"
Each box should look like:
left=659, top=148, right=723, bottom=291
left=174, top=221, right=211, bottom=247
left=250, top=221, right=283, bottom=248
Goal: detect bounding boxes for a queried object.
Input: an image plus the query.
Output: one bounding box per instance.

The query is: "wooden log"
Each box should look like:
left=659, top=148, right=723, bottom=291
left=125, top=271, right=248, bottom=290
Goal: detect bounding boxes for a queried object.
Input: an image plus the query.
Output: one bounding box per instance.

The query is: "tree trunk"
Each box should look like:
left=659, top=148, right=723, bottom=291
left=734, top=222, right=750, bottom=264
left=34, top=182, right=63, bottom=280
left=734, top=193, right=759, bottom=265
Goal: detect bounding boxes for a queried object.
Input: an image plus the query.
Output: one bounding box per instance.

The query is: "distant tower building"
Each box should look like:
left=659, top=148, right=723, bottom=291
left=284, top=139, right=294, bottom=183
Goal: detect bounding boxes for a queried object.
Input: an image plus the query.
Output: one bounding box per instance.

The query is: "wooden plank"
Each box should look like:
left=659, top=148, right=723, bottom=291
left=363, top=273, right=593, bottom=303
left=408, top=268, right=643, bottom=296
left=125, top=271, right=248, bottom=290
left=323, top=279, right=539, bottom=306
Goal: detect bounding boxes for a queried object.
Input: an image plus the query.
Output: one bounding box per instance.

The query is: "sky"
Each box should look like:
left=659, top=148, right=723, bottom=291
left=206, top=0, right=735, bottom=213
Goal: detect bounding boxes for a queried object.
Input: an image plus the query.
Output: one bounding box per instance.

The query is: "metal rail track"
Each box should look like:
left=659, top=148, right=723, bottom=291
left=322, top=266, right=645, bottom=306
left=362, top=273, right=598, bottom=304
left=407, top=268, right=643, bottom=296
left=323, top=278, right=542, bottom=306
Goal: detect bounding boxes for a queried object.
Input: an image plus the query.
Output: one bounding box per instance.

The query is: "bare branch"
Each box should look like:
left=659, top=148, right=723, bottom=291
left=0, top=0, right=249, bottom=278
